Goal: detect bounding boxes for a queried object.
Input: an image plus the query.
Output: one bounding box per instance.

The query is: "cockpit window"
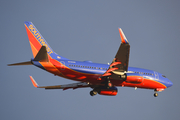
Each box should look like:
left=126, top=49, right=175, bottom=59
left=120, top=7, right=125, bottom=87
left=162, top=75, right=166, bottom=78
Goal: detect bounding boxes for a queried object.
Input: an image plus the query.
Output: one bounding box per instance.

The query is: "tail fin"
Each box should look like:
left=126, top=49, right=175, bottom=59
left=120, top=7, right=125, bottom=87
left=24, top=21, right=68, bottom=60
left=34, top=46, right=49, bottom=62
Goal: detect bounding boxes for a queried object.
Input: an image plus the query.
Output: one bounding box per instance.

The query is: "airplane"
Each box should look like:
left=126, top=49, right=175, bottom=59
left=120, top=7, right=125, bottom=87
left=8, top=21, right=173, bottom=97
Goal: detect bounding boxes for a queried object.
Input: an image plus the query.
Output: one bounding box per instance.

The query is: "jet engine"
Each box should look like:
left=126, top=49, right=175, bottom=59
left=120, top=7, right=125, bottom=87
left=90, top=86, right=118, bottom=96
left=98, top=86, right=118, bottom=96
left=125, top=73, right=143, bottom=84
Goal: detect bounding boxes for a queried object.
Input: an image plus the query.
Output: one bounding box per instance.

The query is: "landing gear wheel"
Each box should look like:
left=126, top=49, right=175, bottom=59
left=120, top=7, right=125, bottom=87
left=154, top=93, right=158, bottom=97
left=90, top=90, right=97, bottom=96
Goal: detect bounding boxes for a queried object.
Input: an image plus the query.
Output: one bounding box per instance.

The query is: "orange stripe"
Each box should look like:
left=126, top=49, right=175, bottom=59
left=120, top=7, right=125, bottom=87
left=30, top=76, right=38, bottom=88
left=25, top=25, right=41, bottom=57
left=119, top=28, right=126, bottom=43
left=29, top=41, right=38, bottom=57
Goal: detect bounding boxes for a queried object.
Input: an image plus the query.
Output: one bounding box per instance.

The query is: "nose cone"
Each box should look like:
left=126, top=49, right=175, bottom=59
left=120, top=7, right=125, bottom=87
left=166, top=79, right=173, bottom=88
left=159, top=73, right=173, bottom=88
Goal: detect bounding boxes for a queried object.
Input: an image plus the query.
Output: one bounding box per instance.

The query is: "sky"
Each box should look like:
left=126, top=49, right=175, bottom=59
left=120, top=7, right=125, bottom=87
left=1, top=0, right=180, bottom=120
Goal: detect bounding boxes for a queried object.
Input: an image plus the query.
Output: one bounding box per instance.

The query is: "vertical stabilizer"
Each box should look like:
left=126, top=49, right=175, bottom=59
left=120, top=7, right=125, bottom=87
left=34, top=46, right=49, bottom=62
left=24, top=21, right=68, bottom=60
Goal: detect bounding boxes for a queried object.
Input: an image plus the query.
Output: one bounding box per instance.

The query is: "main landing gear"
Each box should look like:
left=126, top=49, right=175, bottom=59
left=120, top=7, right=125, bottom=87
left=90, top=77, right=113, bottom=96
left=106, top=80, right=112, bottom=88
left=105, top=77, right=112, bottom=88
left=90, top=90, right=97, bottom=96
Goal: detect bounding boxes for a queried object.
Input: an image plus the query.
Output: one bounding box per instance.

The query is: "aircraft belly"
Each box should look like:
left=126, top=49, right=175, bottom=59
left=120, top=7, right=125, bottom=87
left=116, top=78, right=166, bottom=89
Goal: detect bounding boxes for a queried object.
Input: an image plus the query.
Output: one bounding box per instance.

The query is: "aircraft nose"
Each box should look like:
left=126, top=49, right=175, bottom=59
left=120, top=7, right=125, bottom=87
left=167, top=79, right=173, bottom=88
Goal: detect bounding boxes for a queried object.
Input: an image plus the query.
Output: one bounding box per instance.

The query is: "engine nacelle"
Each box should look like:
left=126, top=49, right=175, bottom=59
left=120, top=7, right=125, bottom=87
left=98, top=87, right=118, bottom=96
left=126, top=73, right=143, bottom=84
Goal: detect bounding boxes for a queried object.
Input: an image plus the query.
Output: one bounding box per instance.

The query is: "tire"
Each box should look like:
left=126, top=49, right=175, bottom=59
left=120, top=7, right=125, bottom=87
left=90, top=90, right=97, bottom=96
left=154, top=93, right=158, bottom=97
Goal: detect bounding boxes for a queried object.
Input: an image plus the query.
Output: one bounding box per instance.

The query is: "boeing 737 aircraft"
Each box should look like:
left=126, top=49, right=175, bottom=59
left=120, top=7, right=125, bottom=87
left=8, top=21, right=173, bottom=97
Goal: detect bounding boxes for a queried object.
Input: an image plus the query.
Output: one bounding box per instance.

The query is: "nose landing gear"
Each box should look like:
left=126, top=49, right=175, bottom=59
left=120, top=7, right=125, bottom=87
left=154, top=92, right=158, bottom=97
left=154, top=89, right=159, bottom=97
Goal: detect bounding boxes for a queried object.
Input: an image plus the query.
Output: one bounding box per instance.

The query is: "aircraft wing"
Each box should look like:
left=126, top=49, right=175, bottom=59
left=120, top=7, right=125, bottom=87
left=30, top=76, right=89, bottom=90
left=102, top=28, right=130, bottom=79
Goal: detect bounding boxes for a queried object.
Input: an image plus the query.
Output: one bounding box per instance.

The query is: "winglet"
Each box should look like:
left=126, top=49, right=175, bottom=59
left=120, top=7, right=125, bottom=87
left=29, top=76, right=39, bottom=88
left=118, top=28, right=129, bottom=44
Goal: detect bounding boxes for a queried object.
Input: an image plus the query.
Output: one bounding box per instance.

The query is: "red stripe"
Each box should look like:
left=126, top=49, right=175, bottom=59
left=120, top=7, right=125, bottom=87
left=119, top=28, right=126, bottom=43
left=25, top=25, right=42, bottom=57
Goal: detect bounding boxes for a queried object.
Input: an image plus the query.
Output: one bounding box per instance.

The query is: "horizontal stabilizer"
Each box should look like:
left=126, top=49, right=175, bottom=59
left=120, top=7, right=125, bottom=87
left=8, top=61, right=32, bottom=66
left=8, top=46, right=49, bottom=66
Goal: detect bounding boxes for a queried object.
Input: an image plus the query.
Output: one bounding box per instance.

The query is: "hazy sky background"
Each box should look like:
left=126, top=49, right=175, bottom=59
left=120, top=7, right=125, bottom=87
left=1, top=0, right=180, bottom=120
